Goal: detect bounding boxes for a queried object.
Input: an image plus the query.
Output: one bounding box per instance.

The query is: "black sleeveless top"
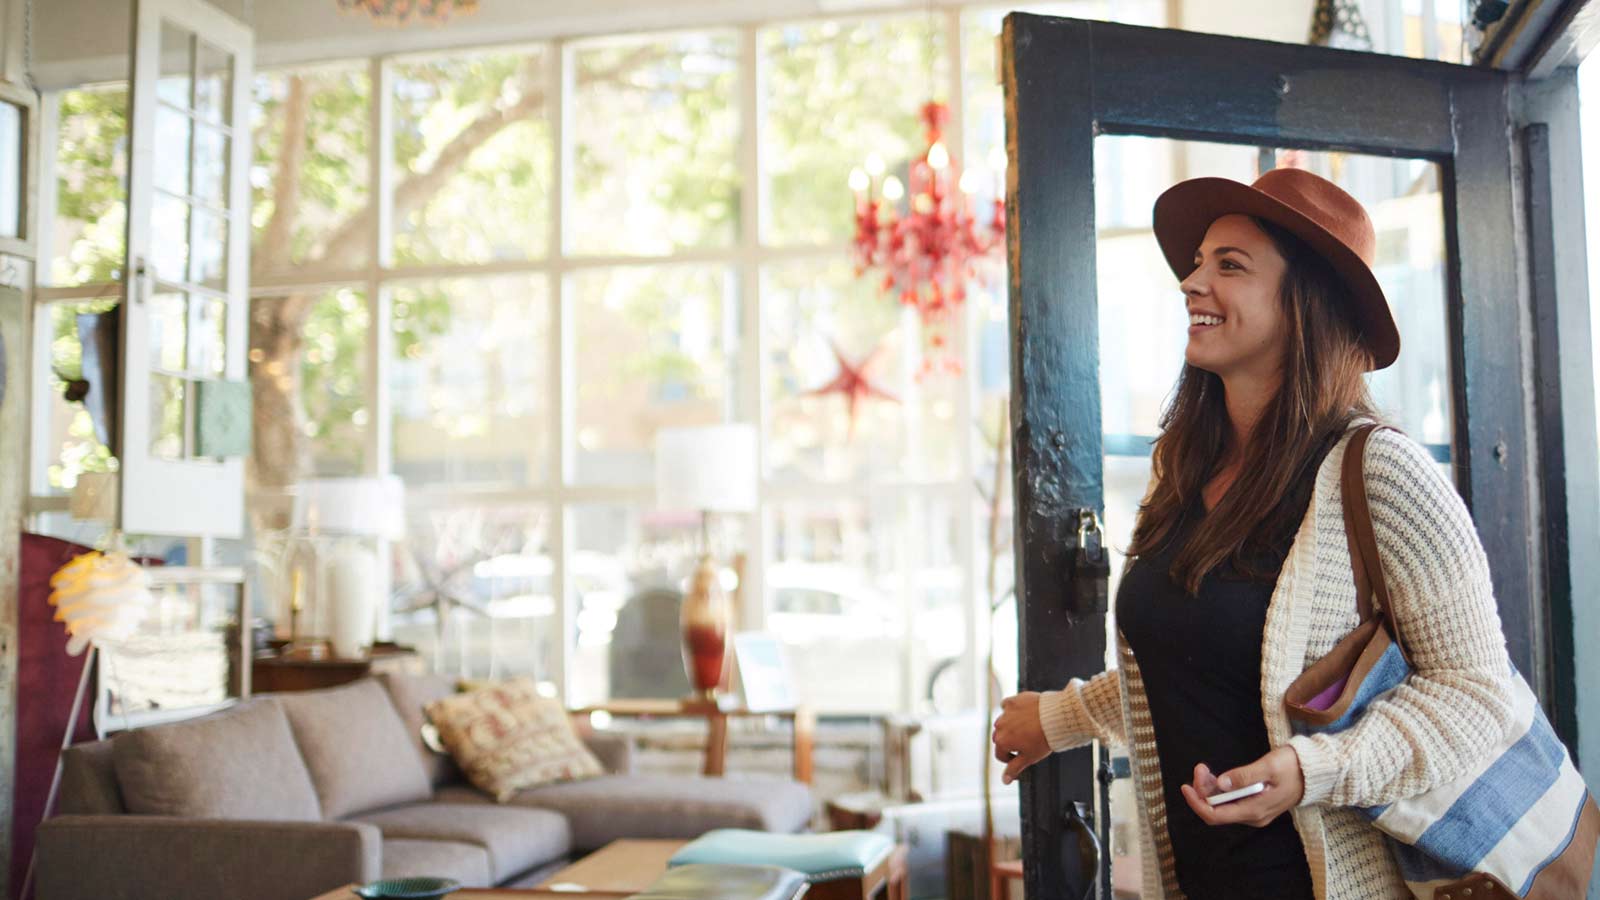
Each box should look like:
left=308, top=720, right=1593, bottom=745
left=1114, top=454, right=1333, bottom=900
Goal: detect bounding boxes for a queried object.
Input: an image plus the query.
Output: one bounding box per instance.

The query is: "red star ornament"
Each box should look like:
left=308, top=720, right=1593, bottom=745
left=806, top=340, right=900, bottom=440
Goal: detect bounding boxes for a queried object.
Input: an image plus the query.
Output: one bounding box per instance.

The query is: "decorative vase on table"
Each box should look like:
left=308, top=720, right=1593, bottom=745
left=681, top=555, right=731, bottom=699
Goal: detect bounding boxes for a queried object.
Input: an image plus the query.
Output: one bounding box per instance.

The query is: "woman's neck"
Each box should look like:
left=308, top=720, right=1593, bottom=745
left=1220, top=369, right=1281, bottom=455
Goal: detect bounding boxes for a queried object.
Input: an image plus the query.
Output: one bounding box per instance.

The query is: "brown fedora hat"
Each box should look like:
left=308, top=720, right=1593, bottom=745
left=1152, top=167, right=1400, bottom=371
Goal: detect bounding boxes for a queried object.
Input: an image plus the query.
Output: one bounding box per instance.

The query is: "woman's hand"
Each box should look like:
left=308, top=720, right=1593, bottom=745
left=992, top=692, right=1052, bottom=784
left=1178, top=745, right=1305, bottom=827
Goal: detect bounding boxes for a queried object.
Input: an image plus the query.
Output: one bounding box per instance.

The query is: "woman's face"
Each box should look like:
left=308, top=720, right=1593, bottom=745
left=1180, top=214, right=1290, bottom=381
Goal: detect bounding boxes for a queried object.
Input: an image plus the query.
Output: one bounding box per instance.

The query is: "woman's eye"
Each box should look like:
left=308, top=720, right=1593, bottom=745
left=1220, top=259, right=1241, bottom=270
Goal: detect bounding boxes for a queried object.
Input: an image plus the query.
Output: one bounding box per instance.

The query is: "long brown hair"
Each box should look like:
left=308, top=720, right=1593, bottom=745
left=1127, top=216, right=1382, bottom=594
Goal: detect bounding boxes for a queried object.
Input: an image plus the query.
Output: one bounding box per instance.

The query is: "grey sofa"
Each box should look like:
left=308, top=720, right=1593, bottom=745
left=35, top=673, right=815, bottom=900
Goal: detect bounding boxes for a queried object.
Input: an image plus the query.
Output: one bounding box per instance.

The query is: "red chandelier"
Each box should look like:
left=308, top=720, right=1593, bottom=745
left=850, top=101, right=1006, bottom=377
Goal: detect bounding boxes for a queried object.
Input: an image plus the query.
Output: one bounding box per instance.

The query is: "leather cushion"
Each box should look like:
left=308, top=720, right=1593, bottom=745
left=670, top=829, right=893, bottom=882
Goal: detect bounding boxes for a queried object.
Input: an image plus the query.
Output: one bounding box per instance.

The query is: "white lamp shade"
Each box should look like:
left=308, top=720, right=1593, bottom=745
left=655, top=425, right=758, bottom=513
left=292, top=476, right=406, bottom=540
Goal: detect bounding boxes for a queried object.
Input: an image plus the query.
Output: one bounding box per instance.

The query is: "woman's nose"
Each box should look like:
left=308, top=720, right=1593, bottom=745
left=1180, top=266, right=1208, bottom=297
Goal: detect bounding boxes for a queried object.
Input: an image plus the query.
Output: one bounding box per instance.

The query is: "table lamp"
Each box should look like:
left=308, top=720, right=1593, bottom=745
left=654, top=425, right=757, bottom=699
left=290, top=476, right=406, bottom=659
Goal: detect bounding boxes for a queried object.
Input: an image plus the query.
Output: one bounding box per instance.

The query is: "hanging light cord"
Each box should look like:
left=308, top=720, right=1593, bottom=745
left=22, top=0, right=36, bottom=92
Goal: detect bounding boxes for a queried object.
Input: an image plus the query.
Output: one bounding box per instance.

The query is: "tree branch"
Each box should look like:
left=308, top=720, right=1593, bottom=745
left=254, top=75, right=310, bottom=275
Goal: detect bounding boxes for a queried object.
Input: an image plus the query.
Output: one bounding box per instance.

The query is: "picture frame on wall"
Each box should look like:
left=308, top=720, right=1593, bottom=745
left=732, top=632, right=796, bottom=713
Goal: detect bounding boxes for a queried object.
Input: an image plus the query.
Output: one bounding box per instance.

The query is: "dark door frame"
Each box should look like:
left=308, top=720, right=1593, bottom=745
left=1001, top=15, right=1592, bottom=898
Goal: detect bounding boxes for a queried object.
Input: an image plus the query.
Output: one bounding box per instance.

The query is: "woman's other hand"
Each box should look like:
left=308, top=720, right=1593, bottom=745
left=992, top=692, right=1051, bottom=784
left=1178, top=745, right=1305, bottom=827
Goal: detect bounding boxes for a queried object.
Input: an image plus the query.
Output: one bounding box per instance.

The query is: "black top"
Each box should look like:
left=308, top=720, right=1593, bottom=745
left=1115, top=491, right=1318, bottom=900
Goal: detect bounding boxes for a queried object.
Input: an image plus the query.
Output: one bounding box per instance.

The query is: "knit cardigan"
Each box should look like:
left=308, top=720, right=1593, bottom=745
left=1036, top=425, right=1517, bottom=900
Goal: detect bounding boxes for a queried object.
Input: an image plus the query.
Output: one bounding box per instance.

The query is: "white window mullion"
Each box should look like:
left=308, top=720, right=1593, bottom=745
left=369, top=55, right=396, bottom=638
left=551, top=38, right=574, bottom=702
left=739, top=22, right=767, bottom=634
left=947, top=3, right=980, bottom=712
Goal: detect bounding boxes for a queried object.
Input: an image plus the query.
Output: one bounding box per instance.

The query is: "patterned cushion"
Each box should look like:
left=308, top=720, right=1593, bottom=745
left=425, top=677, right=602, bottom=802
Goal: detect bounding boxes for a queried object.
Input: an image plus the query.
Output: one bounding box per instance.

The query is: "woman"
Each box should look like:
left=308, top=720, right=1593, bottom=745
left=990, top=168, right=1515, bottom=900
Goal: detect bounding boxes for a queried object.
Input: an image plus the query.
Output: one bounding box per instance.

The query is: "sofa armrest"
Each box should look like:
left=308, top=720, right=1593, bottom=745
left=35, top=815, right=381, bottom=900
left=583, top=729, right=634, bottom=775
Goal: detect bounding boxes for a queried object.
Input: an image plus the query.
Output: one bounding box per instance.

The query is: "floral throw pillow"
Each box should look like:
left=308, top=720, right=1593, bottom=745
left=425, top=677, right=603, bottom=801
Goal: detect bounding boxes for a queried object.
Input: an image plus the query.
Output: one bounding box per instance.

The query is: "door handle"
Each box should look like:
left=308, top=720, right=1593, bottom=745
left=1062, top=799, right=1103, bottom=900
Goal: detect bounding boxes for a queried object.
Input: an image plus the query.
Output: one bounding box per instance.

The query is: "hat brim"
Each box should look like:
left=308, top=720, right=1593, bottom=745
left=1152, top=176, right=1400, bottom=371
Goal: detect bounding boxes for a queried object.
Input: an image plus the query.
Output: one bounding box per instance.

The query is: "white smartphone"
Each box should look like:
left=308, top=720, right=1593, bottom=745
left=1206, top=781, right=1267, bottom=806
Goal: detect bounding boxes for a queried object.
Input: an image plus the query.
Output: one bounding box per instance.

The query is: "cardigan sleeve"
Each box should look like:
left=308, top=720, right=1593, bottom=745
left=1038, top=669, right=1126, bottom=751
left=1290, top=429, right=1516, bottom=808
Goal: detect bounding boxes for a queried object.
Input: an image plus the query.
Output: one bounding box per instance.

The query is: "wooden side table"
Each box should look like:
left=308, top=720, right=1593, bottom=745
left=251, top=642, right=424, bottom=694
left=571, top=698, right=815, bottom=784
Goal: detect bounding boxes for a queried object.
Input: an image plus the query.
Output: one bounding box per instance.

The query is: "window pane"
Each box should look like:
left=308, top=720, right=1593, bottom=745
left=391, top=275, right=550, bottom=486
left=570, top=503, right=745, bottom=707
left=50, top=85, right=128, bottom=286
left=768, top=495, right=906, bottom=713
left=248, top=286, right=370, bottom=483
left=195, top=39, right=233, bottom=124
left=569, top=32, right=738, bottom=255
left=761, top=15, right=944, bottom=246
left=390, top=503, right=556, bottom=681
left=391, top=47, right=552, bottom=265
left=572, top=265, right=733, bottom=485
left=39, top=300, right=119, bottom=494
left=252, top=63, right=371, bottom=273
left=0, top=101, right=22, bottom=240
left=763, top=259, right=908, bottom=483
left=158, top=21, right=193, bottom=109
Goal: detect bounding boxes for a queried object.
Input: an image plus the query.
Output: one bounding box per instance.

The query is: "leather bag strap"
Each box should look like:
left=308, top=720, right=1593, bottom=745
left=1340, top=423, right=1410, bottom=660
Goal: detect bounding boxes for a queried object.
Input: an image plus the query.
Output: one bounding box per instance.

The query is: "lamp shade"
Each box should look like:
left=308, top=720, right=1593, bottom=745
left=655, top=425, right=757, bottom=513
left=291, top=476, right=406, bottom=540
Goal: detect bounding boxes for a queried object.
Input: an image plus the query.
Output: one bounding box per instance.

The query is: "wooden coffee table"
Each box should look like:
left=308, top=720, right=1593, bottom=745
left=308, top=839, right=683, bottom=900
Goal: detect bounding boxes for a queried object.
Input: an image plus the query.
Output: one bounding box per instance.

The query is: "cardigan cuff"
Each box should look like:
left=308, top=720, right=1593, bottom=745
left=1038, top=689, right=1080, bottom=752
left=1288, top=734, right=1343, bottom=807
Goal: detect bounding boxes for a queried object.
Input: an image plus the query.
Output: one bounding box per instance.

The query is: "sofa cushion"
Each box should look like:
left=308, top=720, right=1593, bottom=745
left=425, top=678, right=602, bottom=801
left=276, top=678, right=432, bottom=818
left=350, top=802, right=572, bottom=883
left=58, top=739, right=124, bottom=814
left=377, top=671, right=464, bottom=787
left=113, top=699, right=321, bottom=820
left=434, top=774, right=815, bottom=852
left=380, top=838, right=493, bottom=886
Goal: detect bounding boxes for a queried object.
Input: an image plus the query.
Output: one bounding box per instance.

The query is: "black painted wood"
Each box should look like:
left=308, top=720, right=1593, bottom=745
left=1004, top=12, right=1544, bottom=893
left=1450, top=75, right=1539, bottom=678
left=1521, top=122, right=1578, bottom=746
left=1002, top=14, right=1104, bottom=900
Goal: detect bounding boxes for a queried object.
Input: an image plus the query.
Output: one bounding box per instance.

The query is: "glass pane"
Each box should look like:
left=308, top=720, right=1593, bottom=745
left=148, top=291, right=187, bottom=372
left=154, top=106, right=192, bottom=198
left=41, top=299, right=119, bottom=494
left=391, top=276, right=550, bottom=486
left=189, top=205, right=228, bottom=285
left=151, top=194, right=190, bottom=282
left=569, top=32, right=738, bottom=255
left=195, top=39, right=233, bottom=123
left=569, top=504, right=745, bottom=707
left=571, top=265, right=733, bottom=485
left=158, top=21, right=193, bottom=109
left=249, top=286, right=370, bottom=481
left=0, top=101, right=21, bottom=240
left=760, top=15, right=945, bottom=246
left=769, top=495, right=904, bottom=713
left=192, top=123, right=228, bottom=205
left=50, top=84, right=128, bottom=287
left=252, top=63, right=372, bottom=272
left=390, top=47, right=552, bottom=265
left=390, top=503, right=556, bottom=680
left=763, top=258, right=907, bottom=483
left=149, top=374, right=186, bottom=459
left=195, top=295, right=226, bottom=378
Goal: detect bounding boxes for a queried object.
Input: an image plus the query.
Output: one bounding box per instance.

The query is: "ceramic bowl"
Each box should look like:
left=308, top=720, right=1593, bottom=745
left=352, top=877, right=461, bottom=900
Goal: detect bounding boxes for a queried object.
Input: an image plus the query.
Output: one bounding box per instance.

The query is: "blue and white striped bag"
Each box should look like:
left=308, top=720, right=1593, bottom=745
left=1283, top=426, right=1598, bottom=899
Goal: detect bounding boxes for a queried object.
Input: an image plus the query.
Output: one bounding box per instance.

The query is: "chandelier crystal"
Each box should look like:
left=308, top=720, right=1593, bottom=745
left=850, top=101, right=1005, bottom=377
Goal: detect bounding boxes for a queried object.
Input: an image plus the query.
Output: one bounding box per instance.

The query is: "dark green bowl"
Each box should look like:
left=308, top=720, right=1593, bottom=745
left=352, top=877, right=460, bottom=899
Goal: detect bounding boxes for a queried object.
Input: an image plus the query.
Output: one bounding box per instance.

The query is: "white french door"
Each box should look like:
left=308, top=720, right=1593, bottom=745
left=119, top=0, right=252, bottom=538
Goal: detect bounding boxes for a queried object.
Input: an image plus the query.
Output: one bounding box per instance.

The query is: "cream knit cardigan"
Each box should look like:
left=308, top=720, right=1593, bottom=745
left=1036, top=426, right=1517, bottom=900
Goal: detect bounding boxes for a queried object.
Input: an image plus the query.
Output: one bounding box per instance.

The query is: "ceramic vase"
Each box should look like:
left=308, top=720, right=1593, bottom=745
left=681, top=555, right=730, bottom=698
left=324, top=542, right=379, bottom=659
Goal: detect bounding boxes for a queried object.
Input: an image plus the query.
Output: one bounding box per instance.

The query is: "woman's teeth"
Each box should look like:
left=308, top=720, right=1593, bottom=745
left=1189, top=314, right=1224, bottom=326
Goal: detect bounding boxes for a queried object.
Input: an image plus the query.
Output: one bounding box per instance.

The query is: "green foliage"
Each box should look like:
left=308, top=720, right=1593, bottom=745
left=52, top=86, right=128, bottom=285
left=296, top=287, right=370, bottom=474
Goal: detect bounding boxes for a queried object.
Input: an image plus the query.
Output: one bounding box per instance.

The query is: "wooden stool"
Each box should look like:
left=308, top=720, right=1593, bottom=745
left=806, top=844, right=908, bottom=900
